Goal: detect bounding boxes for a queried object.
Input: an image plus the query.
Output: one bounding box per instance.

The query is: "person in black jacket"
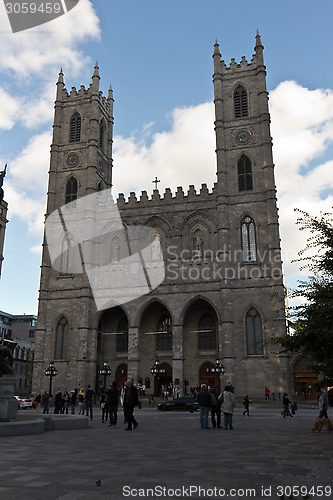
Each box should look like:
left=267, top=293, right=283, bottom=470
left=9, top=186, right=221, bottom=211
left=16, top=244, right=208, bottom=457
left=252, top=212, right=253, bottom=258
left=105, top=381, right=120, bottom=427
left=197, top=384, right=212, bottom=429
left=85, top=385, right=95, bottom=420
left=123, top=379, right=139, bottom=431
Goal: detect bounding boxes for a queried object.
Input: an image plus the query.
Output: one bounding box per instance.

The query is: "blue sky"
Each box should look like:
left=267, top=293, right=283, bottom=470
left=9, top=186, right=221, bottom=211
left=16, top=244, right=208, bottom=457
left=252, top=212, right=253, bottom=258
left=0, top=0, right=333, bottom=314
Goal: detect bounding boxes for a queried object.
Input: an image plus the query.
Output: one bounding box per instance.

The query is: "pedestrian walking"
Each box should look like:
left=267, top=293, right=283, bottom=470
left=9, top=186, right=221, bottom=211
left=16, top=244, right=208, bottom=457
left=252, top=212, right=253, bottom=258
left=100, top=389, right=108, bottom=423
left=222, top=385, right=235, bottom=429
left=54, top=391, right=63, bottom=414
left=78, top=388, right=85, bottom=415
left=63, top=391, right=70, bottom=414
left=210, top=387, right=221, bottom=428
left=41, top=390, right=50, bottom=414
left=318, top=390, right=328, bottom=419
left=106, top=380, right=121, bottom=427
left=85, top=385, right=95, bottom=420
left=282, top=393, right=293, bottom=418
left=197, top=384, right=212, bottom=429
left=70, top=390, right=77, bottom=415
left=123, top=379, right=139, bottom=431
left=265, top=387, right=270, bottom=400
left=242, top=395, right=251, bottom=416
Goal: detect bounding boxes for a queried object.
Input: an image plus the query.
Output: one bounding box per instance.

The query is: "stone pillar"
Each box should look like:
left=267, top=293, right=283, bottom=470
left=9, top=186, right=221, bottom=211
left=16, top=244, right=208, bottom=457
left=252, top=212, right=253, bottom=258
left=0, top=377, right=18, bottom=422
left=219, top=321, right=235, bottom=388
left=172, top=325, right=184, bottom=394
left=127, top=326, right=139, bottom=383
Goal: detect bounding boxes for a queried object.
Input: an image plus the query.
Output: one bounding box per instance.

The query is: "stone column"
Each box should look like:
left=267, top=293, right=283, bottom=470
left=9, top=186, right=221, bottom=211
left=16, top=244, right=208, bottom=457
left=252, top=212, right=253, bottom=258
left=172, top=325, right=184, bottom=394
left=127, top=326, right=139, bottom=383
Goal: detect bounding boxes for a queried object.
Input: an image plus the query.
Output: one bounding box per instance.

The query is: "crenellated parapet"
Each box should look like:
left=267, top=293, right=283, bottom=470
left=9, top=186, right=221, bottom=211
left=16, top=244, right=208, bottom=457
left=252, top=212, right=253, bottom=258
left=117, top=183, right=218, bottom=208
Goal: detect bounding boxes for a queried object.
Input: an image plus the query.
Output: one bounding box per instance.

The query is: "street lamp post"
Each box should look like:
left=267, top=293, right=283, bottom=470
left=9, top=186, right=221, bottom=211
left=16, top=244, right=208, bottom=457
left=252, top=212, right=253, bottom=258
left=150, top=359, right=166, bottom=397
left=211, top=359, right=225, bottom=395
left=99, top=361, right=112, bottom=389
left=45, top=361, right=58, bottom=397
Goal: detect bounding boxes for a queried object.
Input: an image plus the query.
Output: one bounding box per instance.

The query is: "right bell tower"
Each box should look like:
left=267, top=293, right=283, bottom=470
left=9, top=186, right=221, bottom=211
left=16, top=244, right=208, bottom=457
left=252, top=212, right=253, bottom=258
left=212, top=33, right=290, bottom=391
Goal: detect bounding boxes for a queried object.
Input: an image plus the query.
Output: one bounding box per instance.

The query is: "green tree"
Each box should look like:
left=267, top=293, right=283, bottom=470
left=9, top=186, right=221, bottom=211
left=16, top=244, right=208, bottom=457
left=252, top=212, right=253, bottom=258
left=274, top=209, right=333, bottom=382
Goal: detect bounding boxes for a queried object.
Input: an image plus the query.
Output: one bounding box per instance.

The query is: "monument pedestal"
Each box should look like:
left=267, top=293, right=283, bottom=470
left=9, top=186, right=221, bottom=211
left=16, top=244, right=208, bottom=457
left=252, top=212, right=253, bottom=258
left=0, top=376, right=18, bottom=421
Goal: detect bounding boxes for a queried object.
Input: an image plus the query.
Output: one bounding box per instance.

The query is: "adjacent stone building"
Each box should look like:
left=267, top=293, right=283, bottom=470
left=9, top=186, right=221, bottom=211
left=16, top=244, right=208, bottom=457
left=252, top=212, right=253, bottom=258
left=32, top=34, right=292, bottom=397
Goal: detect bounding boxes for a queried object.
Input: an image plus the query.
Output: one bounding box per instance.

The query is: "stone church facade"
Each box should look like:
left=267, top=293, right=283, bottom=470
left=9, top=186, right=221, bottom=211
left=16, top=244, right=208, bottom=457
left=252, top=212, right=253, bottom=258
left=32, top=34, right=292, bottom=398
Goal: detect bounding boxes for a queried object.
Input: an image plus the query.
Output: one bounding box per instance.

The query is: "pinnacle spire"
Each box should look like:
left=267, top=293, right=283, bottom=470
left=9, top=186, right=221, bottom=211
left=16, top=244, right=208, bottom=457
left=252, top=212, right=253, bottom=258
left=93, top=61, right=100, bottom=78
left=214, top=38, right=221, bottom=57
left=254, top=30, right=264, bottom=64
left=255, top=30, right=264, bottom=50
left=107, top=84, right=113, bottom=100
left=57, top=68, right=64, bottom=84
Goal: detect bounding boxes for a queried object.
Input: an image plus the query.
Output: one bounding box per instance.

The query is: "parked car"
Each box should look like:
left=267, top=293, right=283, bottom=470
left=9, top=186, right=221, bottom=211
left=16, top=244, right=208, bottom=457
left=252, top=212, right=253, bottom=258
left=157, top=397, right=199, bottom=412
left=15, top=396, right=36, bottom=410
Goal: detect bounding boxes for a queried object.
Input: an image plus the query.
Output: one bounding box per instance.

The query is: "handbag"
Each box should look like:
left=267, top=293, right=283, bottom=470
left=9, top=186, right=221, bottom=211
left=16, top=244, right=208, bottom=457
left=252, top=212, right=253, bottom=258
left=101, top=402, right=105, bottom=409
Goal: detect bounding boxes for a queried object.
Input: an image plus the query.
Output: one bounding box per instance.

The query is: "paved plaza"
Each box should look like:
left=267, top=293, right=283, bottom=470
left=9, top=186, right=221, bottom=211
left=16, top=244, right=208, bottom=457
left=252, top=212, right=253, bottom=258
left=0, top=402, right=332, bottom=500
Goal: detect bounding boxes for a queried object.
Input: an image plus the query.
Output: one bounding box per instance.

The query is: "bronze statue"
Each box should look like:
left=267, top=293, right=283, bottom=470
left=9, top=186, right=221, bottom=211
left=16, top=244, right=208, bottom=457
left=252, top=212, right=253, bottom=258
left=0, top=340, right=16, bottom=376
left=0, top=163, right=7, bottom=205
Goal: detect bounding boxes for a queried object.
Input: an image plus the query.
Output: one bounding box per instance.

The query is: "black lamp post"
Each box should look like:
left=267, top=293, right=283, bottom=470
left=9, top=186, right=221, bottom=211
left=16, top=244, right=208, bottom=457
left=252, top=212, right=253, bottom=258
left=45, top=361, right=57, bottom=397
left=99, top=361, right=112, bottom=389
left=150, top=359, right=166, bottom=397
left=211, top=359, right=225, bottom=395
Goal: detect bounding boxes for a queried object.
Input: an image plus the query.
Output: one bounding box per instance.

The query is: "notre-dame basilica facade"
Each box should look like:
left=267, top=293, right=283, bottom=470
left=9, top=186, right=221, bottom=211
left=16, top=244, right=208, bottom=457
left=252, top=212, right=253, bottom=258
left=32, top=33, right=293, bottom=398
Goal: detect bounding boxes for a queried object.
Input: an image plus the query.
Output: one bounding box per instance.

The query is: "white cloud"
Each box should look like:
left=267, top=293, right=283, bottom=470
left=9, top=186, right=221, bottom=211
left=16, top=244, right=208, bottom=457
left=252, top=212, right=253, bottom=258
left=0, top=0, right=100, bottom=77
left=269, top=81, right=333, bottom=279
left=0, top=87, right=21, bottom=130
left=113, top=103, right=216, bottom=197
left=9, top=131, right=51, bottom=191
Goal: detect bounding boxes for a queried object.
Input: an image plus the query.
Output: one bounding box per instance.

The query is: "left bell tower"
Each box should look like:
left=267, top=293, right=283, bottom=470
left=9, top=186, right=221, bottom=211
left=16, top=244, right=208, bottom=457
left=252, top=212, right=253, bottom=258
left=32, top=65, right=114, bottom=394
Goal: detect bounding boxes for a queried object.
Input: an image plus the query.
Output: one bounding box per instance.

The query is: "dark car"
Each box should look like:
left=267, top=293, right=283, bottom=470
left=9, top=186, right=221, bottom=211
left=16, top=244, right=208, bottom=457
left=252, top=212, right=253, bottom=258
left=157, top=397, right=199, bottom=412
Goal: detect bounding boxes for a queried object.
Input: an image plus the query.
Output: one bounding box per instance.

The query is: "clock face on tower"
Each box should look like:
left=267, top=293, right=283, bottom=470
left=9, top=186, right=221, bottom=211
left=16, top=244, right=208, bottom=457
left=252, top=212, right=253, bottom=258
left=235, top=129, right=252, bottom=145
left=65, top=152, right=81, bottom=168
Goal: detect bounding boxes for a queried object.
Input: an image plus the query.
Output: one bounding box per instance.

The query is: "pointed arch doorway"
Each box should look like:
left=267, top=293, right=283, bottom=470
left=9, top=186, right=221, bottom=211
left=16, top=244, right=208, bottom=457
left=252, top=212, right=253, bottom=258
left=115, top=364, right=127, bottom=389
left=155, top=362, right=172, bottom=396
left=199, top=362, right=218, bottom=389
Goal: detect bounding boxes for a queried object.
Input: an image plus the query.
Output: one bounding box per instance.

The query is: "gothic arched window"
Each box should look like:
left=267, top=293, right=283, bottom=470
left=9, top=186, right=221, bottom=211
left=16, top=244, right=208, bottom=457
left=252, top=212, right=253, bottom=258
left=192, top=229, right=204, bottom=258
left=198, top=312, right=217, bottom=350
left=234, top=85, right=248, bottom=118
left=69, top=112, right=81, bottom=143
left=99, top=119, right=105, bottom=150
left=156, top=314, right=172, bottom=351
left=238, top=155, right=253, bottom=192
left=54, top=316, right=69, bottom=359
left=65, top=177, right=78, bottom=205
left=246, top=308, right=263, bottom=355
left=241, top=216, right=257, bottom=262
left=116, top=317, right=128, bottom=353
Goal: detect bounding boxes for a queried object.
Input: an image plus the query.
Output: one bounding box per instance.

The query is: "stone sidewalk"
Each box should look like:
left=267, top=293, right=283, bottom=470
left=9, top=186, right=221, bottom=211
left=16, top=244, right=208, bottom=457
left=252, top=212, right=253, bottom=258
left=0, top=406, right=331, bottom=500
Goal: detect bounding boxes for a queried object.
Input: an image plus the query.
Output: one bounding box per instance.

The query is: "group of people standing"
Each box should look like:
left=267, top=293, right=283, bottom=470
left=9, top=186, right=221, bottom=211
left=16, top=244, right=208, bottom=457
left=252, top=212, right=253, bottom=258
left=100, top=379, right=139, bottom=430
left=196, top=384, right=236, bottom=430
left=39, top=380, right=140, bottom=430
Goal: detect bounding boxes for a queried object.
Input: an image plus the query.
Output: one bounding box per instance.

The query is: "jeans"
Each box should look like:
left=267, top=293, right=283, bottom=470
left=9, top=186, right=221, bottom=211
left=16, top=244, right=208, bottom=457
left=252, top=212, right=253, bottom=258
left=108, top=404, right=118, bottom=425
left=200, top=406, right=210, bottom=428
left=223, top=412, right=233, bottom=429
left=71, top=404, right=76, bottom=415
left=42, top=402, right=49, bottom=414
left=85, top=400, right=93, bottom=419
